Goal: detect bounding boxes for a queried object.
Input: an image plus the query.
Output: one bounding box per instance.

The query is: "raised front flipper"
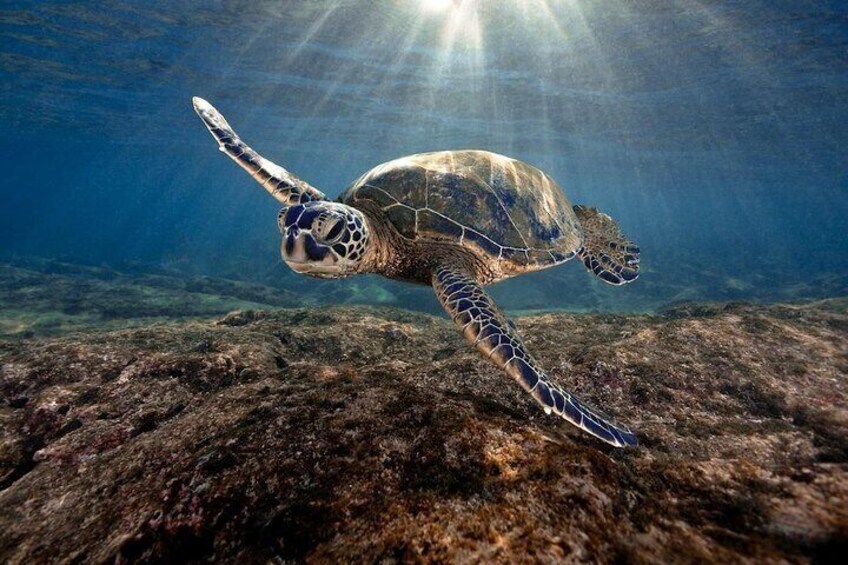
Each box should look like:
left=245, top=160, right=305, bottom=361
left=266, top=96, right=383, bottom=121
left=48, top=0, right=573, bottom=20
left=433, top=266, right=637, bottom=447
left=192, top=97, right=326, bottom=205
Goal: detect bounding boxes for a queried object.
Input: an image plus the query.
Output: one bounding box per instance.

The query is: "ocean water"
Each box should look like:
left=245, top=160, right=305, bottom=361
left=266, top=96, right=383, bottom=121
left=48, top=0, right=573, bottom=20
left=2, top=5, right=848, bottom=559
left=1, top=0, right=846, bottom=318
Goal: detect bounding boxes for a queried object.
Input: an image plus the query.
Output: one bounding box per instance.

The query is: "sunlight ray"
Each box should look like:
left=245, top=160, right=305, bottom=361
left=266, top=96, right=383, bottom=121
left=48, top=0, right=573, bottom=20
left=285, top=1, right=345, bottom=65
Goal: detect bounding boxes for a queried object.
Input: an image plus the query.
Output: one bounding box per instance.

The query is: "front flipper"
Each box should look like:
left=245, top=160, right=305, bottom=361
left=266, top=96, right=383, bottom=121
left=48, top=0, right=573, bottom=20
left=433, top=266, right=637, bottom=447
left=192, top=97, right=326, bottom=205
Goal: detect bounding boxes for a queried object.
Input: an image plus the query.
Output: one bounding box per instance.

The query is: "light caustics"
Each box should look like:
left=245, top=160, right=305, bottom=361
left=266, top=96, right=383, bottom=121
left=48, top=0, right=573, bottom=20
left=420, top=0, right=456, bottom=12
left=406, top=0, right=595, bottom=150
left=250, top=0, right=620, bottom=156
left=416, top=0, right=483, bottom=50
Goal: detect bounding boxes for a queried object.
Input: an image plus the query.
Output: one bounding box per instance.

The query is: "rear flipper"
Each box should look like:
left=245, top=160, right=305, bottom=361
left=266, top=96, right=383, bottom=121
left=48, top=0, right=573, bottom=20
left=574, top=205, right=640, bottom=285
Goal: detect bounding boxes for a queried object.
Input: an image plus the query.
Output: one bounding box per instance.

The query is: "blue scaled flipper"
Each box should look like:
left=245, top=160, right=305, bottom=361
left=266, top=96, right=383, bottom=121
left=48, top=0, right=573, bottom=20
left=432, top=266, right=637, bottom=448
left=192, top=97, right=327, bottom=206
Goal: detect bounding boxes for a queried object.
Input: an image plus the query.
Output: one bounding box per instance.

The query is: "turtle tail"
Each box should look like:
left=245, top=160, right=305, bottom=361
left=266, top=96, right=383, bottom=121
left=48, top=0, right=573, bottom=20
left=192, top=97, right=326, bottom=205
left=574, top=205, right=640, bottom=285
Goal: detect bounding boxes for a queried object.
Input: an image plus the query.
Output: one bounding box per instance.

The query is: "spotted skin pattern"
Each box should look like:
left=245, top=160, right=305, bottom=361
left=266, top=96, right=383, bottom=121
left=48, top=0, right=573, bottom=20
left=434, top=266, right=638, bottom=447
left=277, top=202, right=369, bottom=277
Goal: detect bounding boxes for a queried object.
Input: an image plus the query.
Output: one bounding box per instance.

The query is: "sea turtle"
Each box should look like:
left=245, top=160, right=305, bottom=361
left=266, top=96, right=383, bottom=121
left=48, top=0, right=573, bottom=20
left=192, top=97, right=641, bottom=447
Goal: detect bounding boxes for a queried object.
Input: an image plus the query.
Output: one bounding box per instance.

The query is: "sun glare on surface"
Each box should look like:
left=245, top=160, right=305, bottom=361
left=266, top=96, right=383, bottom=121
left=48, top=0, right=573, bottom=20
left=421, top=0, right=455, bottom=12
left=269, top=0, right=607, bottom=152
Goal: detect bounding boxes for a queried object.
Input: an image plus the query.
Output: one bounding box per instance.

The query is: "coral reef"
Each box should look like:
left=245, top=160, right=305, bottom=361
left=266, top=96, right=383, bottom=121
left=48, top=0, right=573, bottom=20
left=1, top=300, right=846, bottom=562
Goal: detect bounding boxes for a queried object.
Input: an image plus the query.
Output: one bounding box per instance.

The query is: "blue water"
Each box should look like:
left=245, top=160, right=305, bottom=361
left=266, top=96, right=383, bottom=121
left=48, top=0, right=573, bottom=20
left=1, top=1, right=846, bottom=313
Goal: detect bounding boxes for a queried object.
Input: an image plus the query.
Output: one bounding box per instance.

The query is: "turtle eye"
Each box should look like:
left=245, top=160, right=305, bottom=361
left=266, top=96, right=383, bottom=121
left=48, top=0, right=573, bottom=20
left=318, top=216, right=345, bottom=244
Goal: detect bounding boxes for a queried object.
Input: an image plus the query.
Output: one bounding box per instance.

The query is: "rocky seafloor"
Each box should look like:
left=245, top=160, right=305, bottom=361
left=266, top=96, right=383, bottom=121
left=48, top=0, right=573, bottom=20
left=1, top=294, right=847, bottom=563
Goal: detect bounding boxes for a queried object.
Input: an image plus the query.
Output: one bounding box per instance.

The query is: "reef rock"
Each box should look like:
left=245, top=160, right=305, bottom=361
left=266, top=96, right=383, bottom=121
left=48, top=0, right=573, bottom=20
left=1, top=302, right=846, bottom=563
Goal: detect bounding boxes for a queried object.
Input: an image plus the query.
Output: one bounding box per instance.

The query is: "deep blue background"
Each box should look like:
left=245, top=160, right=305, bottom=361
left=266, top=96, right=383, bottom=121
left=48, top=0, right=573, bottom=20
left=2, top=1, right=846, bottom=311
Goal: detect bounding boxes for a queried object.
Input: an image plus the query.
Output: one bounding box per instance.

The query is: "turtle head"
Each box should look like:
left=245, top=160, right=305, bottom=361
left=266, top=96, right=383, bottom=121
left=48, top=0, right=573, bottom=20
left=277, top=202, right=370, bottom=279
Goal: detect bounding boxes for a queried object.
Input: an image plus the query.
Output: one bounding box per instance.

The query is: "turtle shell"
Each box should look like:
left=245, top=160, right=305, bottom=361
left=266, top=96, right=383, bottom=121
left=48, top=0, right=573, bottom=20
left=338, top=150, right=583, bottom=271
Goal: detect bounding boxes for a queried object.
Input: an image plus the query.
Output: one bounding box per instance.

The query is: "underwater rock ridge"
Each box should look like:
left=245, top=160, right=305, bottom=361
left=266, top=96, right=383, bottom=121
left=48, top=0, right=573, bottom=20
left=0, top=302, right=846, bottom=563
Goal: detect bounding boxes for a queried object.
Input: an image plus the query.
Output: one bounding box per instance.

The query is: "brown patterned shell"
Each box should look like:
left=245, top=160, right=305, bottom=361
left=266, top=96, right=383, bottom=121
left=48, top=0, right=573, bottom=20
left=338, top=150, right=583, bottom=271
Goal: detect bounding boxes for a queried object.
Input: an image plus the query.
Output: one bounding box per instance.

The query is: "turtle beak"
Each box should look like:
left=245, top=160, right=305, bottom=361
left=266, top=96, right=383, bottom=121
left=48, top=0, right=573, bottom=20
left=287, top=261, right=344, bottom=278
left=281, top=229, right=345, bottom=278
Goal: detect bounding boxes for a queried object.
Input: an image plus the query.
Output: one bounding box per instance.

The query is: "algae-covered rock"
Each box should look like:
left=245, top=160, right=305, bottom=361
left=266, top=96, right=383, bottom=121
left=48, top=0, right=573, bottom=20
left=0, top=302, right=846, bottom=563
left=0, top=259, right=311, bottom=338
